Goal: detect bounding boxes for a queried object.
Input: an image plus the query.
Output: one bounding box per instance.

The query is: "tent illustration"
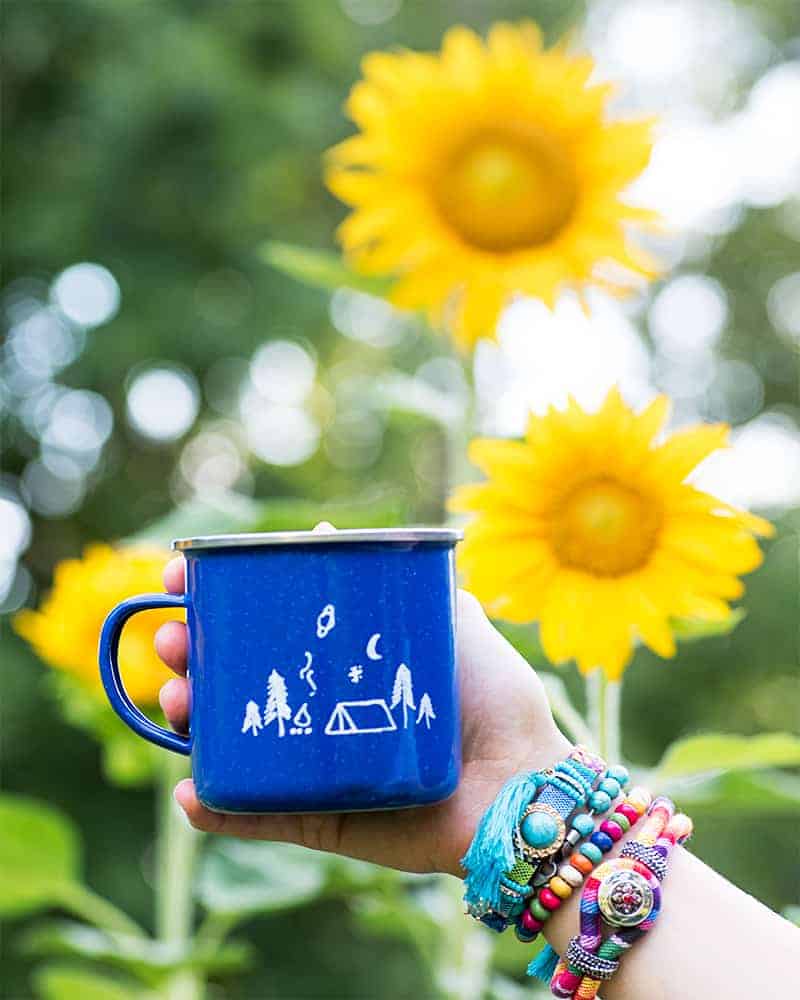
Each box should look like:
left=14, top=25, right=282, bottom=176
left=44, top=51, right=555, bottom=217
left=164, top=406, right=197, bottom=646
left=324, top=699, right=398, bottom=736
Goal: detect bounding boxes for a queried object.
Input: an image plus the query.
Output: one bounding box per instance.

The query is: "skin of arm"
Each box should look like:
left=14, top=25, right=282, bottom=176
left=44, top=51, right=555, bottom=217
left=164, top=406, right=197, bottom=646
left=155, top=557, right=800, bottom=1000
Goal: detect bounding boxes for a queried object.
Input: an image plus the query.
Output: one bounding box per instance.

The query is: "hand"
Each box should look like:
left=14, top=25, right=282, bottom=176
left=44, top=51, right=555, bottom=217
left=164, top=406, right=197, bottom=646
left=155, top=558, right=570, bottom=877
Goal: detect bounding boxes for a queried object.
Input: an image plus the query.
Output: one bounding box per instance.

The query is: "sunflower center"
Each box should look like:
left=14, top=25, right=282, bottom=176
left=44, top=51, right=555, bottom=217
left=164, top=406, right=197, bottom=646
left=432, top=131, right=578, bottom=252
left=552, top=479, right=661, bottom=576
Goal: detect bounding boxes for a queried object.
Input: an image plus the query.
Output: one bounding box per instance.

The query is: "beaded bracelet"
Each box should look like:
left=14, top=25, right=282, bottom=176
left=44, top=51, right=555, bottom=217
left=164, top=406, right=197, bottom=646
left=519, top=784, right=652, bottom=949
left=547, top=796, right=693, bottom=999
left=463, top=746, right=623, bottom=931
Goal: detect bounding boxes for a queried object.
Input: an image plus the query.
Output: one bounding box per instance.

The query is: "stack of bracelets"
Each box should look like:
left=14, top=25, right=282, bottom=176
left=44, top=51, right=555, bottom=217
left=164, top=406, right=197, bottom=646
left=462, top=746, right=692, bottom=997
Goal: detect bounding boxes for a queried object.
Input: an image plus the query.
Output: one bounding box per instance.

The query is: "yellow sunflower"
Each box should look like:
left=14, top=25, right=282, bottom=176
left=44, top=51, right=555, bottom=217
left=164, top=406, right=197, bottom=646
left=327, top=21, right=659, bottom=350
left=448, top=389, right=773, bottom=678
left=14, top=544, right=176, bottom=704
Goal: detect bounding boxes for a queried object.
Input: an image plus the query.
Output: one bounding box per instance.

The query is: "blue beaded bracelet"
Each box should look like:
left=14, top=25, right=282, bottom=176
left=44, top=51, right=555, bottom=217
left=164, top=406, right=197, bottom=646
left=462, top=746, right=615, bottom=929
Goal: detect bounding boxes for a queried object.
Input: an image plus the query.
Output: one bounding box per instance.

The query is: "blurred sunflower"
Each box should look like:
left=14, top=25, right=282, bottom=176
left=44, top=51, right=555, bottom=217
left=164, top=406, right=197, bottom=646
left=327, top=21, right=658, bottom=350
left=14, top=544, right=175, bottom=704
left=449, top=389, right=773, bottom=678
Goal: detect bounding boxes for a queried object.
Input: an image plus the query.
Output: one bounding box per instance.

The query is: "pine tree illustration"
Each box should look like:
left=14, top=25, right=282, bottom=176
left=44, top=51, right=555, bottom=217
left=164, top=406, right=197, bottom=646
left=241, top=699, right=263, bottom=735
left=416, top=692, right=436, bottom=729
left=390, top=663, right=416, bottom=729
left=264, top=669, right=292, bottom=738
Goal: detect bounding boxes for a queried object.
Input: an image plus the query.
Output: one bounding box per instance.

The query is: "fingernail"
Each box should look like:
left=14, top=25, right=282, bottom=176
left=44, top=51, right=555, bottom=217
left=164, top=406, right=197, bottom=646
left=174, top=778, right=193, bottom=808
left=312, top=521, right=336, bottom=534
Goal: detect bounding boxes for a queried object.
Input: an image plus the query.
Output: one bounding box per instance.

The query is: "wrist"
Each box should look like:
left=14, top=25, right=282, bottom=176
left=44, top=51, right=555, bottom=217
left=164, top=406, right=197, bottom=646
left=445, top=728, right=572, bottom=877
left=541, top=811, right=643, bottom=952
left=524, top=727, right=574, bottom=774
left=460, top=748, right=643, bottom=938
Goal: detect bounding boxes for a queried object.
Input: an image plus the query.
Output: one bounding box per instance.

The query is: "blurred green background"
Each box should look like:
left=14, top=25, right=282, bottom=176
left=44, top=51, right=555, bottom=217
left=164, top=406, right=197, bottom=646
left=2, top=0, right=799, bottom=997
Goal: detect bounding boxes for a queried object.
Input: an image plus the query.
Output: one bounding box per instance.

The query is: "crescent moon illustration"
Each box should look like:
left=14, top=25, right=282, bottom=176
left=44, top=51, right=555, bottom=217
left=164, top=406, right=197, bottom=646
left=366, top=633, right=383, bottom=661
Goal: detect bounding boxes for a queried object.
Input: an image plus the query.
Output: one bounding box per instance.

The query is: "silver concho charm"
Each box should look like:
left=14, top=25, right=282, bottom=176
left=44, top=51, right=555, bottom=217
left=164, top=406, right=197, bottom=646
left=597, top=869, right=654, bottom=927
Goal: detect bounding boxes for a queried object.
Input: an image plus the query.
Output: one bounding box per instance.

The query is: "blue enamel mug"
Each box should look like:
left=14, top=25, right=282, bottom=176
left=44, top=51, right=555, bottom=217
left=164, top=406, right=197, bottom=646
left=99, top=528, right=461, bottom=813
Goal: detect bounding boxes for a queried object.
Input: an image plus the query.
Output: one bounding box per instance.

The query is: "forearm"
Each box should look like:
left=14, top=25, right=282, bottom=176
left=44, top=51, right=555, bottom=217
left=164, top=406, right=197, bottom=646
left=542, top=820, right=799, bottom=999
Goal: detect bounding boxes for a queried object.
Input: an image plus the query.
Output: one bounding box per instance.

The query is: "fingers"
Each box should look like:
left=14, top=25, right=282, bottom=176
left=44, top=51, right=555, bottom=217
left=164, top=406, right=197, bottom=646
left=159, top=676, right=190, bottom=733
left=174, top=778, right=313, bottom=842
left=172, top=777, right=450, bottom=872
left=154, top=620, right=188, bottom=675
left=163, top=556, right=185, bottom=595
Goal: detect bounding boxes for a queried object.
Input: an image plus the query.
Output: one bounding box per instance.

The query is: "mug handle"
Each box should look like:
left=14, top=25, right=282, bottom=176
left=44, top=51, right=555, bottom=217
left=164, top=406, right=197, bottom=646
left=99, top=593, right=191, bottom=755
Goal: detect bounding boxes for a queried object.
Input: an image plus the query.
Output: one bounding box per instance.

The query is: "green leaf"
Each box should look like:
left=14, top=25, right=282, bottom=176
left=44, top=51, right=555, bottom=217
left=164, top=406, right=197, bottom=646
left=654, top=731, right=800, bottom=781
left=196, top=840, right=327, bottom=916
left=670, top=608, right=746, bottom=641
left=33, top=965, right=144, bottom=1000
left=248, top=494, right=409, bottom=532
left=323, top=855, right=401, bottom=894
left=22, top=921, right=253, bottom=983
left=784, top=905, right=800, bottom=926
left=260, top=240, right=393, bottom=296
left=0, top=795, right=81, bottom=917
left=128, top=493, right=409, bottom=548
left=671, top=769, right=800, bottom=814
left=127, top=493, right=264, bottom=547
left=488, top=973, right=551, bottom=1000
left=101, top=734, right=161, bottom=787
left=491, top=925, right=546, bottom=977
left=352, top=882, right=441, bottom=970
left=46, top=674, right=160, bottom=788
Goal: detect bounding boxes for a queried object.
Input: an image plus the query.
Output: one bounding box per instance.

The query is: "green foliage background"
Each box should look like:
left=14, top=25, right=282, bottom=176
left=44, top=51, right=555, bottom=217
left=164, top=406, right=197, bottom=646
left=2, top=0, right=799, bottom=997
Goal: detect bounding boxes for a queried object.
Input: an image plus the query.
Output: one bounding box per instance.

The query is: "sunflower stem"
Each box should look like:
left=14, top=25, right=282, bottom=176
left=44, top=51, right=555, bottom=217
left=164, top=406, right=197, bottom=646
left=156, top=754, right=203, bottom=1000
left=588, top=671, right=622, bottom=762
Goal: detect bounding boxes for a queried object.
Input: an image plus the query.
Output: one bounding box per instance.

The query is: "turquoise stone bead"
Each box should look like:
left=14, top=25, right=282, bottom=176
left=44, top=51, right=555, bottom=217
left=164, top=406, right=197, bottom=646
left=521, top=810, right=559, bottom=849
left=599, top=777, right=621, bottom=799
left=607, top=764, right=630, bottom=786
left=571, top=812, right=595, bottom=837
left=589, top=790, right=612, bottom=813
left=580, top=841, right=603, bottom=863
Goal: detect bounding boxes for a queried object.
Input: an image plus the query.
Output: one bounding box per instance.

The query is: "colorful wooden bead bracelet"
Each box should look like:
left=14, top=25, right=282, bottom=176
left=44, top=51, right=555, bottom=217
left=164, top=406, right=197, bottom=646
left=462, top=746, right=627, bottom=932
left=546, top=796, right=693, bottom=999
left=519, top=783, right=652, bottom=949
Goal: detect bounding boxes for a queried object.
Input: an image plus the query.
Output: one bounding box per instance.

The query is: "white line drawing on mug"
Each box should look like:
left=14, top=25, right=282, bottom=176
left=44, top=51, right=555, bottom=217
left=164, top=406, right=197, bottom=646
left=390, top=663, right=416, bottom=729
left=348, top=664, right=364, bottom=684
left=289, top=702, right=313, bottom=736
left=299, top=651, right=317, bottom=696
left=324, top=699, right=398, bottom=736
left=316, top=603, right=336, bottom=639
left=416, top=692, right=436, bottom=729
left=365, top=632, right=383, bottom=660
left=263, top=669, right=292, bottom=738
left=241, top=700, right=263, bottom=736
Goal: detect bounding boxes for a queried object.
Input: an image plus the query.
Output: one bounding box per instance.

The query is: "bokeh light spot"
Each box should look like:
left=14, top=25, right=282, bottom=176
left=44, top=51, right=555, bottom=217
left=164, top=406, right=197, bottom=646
left=0, top=493, right=32, bottom=560
left=244, top=404, right=320, bottom=467
left=330, top=289, right=406, bottom=349
left=339, top=0, right=401, bottom=26
left=649, top=275, right=728, bottom=356
left=767, top=272, right=800, bottom=344
left=51, top=263, right=120, bottom=328
left=43, top=389, right=114, bottom=455
left=250, top=340, right=316, bottom=405
left=126, top=366, right=199, bottom=443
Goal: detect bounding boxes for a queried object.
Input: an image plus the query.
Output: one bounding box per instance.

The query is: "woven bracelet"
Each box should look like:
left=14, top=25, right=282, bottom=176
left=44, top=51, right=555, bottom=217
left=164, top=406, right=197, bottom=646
left=546, top=796, right=693, bottom=999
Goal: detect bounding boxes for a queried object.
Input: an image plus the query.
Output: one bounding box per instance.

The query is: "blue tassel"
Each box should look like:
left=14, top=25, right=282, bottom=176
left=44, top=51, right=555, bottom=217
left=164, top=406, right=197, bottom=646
left=527, top=943, right=559, bottom=982
left=461, top=770, right=539, bottom=912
